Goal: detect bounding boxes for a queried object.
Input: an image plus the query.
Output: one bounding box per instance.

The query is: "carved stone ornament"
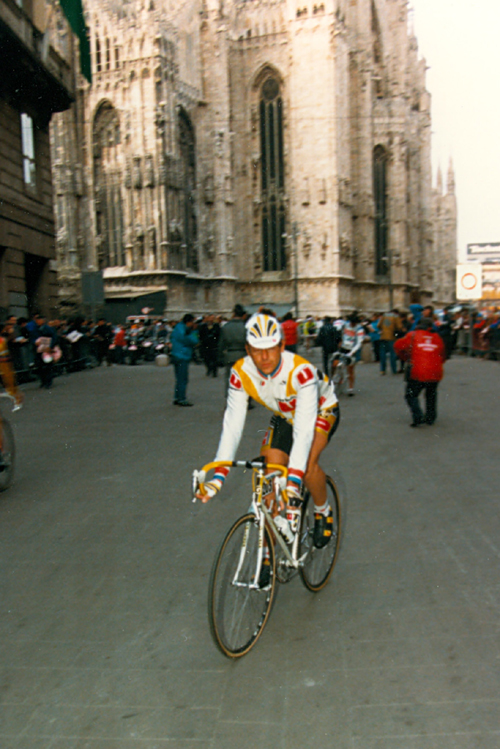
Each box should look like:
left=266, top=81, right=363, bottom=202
left=339, top=232, right=351, bottom=259
left=203, top=235, right=214, bottom=258
left=148, top=225, right=156, bottom=251
left=302, top=231, right=312, bottom=258
left=133, top=157, right=142, bottom=189
left=145, top=155, right=155, bottom=188
left=124, top=163, right=132, bottom=189
left=158, top=156, right=167, bottom=185
left=203, top=175, right=215, bottom=204
left=169, top=220, right=183, bottom=243
left=215, top=130, right=225, bottom=159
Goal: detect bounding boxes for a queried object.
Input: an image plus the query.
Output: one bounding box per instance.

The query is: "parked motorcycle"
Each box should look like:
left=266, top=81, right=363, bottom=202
left=126, top=331, right=144, bottom=365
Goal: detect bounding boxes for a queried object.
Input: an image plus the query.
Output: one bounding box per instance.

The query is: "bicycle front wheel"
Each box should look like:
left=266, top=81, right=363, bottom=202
left=299, top=476, right=343, bottom=592
left=0, top=418, right=15, bottom=492
left=208, top=513, right=276, bottom=658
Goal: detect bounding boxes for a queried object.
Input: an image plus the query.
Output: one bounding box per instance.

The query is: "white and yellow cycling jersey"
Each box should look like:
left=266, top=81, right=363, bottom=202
left=214, top=351, right=338, bottom=483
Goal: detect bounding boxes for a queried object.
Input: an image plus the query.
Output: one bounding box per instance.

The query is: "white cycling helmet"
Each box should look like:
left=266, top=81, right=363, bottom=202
left=245, top=313, right=282, bottom=349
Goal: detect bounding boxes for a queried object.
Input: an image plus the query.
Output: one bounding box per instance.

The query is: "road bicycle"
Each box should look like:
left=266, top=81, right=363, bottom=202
left=330, top=351, right=352, bottom=395
left=0, top=393, right=21, bottom=492
left=192, top=458, right=345, bottom=658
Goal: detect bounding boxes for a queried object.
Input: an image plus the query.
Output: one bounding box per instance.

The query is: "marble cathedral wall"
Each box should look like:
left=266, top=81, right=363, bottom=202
left=51, top=0, right=456, bottom=317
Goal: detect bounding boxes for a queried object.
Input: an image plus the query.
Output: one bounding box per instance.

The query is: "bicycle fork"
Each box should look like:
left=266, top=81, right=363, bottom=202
left=231, top=512, right=265, bottom=591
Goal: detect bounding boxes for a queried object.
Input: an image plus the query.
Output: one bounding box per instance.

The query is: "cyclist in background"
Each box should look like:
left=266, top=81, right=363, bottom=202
left=195, top=313, right=340, bottom=583
left=331, top=311, right=365, bottom=396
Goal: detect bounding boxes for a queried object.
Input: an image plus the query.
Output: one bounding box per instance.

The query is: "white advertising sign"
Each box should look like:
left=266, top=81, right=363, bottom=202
left=456, top=264, right=482, bottom=300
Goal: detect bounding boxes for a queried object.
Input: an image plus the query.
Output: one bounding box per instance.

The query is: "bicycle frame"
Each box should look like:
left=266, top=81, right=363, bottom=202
left=193, top=460, right=307, bottom=589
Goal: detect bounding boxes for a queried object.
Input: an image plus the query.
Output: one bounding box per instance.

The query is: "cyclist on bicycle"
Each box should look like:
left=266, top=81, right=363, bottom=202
left=331, top=312, right=365, bottom=396
left=196, top=313, right=340, bottom=573
left=0, top=327, right=23, bottom=469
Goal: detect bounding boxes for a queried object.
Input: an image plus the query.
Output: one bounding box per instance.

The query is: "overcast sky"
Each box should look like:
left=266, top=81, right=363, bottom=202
left=411, top=0, right=500, bottom=259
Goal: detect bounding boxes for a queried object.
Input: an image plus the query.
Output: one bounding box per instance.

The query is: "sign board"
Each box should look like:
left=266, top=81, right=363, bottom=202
left=467, top=242, right=500, bottom=256
left=456, top=264, right=482, bottom=301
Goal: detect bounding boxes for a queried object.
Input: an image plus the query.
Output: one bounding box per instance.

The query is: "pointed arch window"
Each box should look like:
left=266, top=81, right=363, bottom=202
left=260, top=75, right=286, bottom=271
left=93, top=103, right=124, bottom=269
left=178, top=110, right=198, bottom=272
left=373, top=145, right=388, bottom=276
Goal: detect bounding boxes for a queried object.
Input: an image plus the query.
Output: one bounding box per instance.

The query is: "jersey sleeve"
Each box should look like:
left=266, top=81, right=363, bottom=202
left=214, top=366, right=249, bottom=463
left=288, top=364, right=318, bottom=485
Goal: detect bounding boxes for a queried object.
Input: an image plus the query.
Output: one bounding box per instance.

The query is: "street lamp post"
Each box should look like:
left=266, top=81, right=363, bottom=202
left=292, top=222, right=299, bottom=319
left=382, top=246, right=393, bottom=310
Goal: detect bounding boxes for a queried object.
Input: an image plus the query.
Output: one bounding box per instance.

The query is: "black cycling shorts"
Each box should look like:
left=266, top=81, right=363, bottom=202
left=261, top=408, right=340, bottom=456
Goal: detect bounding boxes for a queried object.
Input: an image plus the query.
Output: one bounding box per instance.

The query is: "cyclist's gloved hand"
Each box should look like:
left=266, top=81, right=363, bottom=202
left=202, top=478, right=223, bottom=500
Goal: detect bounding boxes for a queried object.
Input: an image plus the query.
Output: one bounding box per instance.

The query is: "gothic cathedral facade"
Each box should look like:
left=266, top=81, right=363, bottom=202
left=50, top=0, right=457, bottom=318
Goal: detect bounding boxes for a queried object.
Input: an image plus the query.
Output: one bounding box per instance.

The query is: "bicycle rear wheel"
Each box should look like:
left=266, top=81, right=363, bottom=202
left=299, top=476, right=342, bottom=592
left=332, top=362, right=346, bottom=395
left=0, top=418, right=15, bottom=492
left=208, top=513, right=276, bottom=658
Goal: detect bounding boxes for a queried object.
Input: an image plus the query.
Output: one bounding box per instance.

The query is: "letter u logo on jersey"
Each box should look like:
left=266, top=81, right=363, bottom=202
left=230, top=372, right=242, bottom=389
left=297, top=367, right=314, bottom=385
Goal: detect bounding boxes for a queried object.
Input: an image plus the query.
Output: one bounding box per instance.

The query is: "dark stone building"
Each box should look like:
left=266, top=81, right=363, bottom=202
left=0, top=0, right=74, bottom=320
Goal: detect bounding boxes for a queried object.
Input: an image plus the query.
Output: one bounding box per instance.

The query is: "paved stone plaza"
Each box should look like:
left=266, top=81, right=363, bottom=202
left=0, top=352, right=499, bottom=748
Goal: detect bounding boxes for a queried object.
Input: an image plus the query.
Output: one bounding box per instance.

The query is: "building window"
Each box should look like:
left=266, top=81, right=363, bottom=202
left=96, top=36, right=102, bottom=73
left=260, top=76, right=286, bottom=271
left=20, top=113, right=36, bottom=189
left=115, top=45, right=120, bottom=69
left=106, top=38, right=111, bottom=71
left=373, top=145, right=388, bottom=276
left=93, top=102, right=124, bottom=269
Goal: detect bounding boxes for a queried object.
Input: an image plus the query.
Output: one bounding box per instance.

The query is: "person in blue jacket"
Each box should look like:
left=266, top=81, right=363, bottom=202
left=170, top=314, right=199, bottom=406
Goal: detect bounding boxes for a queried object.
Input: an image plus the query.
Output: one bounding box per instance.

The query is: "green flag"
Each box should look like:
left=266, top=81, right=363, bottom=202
left=58, top=0, right=92, bottom=83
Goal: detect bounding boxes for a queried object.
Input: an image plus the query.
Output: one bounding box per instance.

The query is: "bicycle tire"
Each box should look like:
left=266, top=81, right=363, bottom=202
left=0, top=418, right=15, bottom=492
left=299, top=475, right=343, bottom=592
left=208, top=513, right=276, bottom=658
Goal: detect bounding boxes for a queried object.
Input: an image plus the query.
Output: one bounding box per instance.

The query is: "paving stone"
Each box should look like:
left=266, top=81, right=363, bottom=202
left=0, top=355, right=498, bottom=746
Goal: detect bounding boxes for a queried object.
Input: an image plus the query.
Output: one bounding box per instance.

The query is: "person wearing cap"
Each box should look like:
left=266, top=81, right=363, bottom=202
left=394, top=317, right=446, bottom=427
left=195, top=313, right=340, bottom=584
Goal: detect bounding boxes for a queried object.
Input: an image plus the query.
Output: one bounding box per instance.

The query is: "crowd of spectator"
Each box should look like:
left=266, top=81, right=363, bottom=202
left=2, top=302, right=498, bottom=392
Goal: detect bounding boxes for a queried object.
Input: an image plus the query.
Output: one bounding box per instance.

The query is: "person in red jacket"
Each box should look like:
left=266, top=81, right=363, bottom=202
left=394, top=317, right=446, bottom=427
left=281, top=312, right=299, bottom=353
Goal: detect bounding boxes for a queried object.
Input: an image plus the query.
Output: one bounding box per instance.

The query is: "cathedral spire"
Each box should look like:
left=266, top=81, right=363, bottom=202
left=436, top=166, right=443, bottom=195
left=447, top=158, right=455, bottom=195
